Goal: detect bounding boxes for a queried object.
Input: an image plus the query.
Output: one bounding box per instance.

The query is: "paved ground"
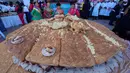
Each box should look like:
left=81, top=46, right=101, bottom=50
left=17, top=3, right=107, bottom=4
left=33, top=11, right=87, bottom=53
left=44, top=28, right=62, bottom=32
left=3, top=25, right=21, bottom=36
left=0, top=19, right=113, bottom=42
left=92, top=20, right=114, bottom=30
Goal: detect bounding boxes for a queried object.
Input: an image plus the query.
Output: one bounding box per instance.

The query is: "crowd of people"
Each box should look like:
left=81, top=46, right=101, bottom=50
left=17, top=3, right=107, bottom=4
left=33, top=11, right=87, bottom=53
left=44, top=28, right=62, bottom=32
left=0, top=1, right=15, bottom=12
left=0, top=0, right=130, bottom=40
left=0, top=0, right=126, bottom=23
left=11, top=0, right=81, bottom=24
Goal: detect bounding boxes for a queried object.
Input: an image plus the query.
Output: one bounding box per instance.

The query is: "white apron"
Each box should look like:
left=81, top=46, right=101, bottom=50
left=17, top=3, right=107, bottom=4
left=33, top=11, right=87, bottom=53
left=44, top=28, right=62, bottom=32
left=92, top=2, right=101, bottom=16
left=0, top=4, right=9, bottom=12
left=103, top=2, right=109, bottom=16
left=105, top=2, right=116, bottom=16
left=99, top=2, right=106, bottom=16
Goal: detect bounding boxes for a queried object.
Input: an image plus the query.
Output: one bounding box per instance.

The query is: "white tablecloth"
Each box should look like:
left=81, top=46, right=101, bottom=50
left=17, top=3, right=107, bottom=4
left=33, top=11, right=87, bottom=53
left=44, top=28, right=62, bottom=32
left=0, top=15, right=27, bottom=28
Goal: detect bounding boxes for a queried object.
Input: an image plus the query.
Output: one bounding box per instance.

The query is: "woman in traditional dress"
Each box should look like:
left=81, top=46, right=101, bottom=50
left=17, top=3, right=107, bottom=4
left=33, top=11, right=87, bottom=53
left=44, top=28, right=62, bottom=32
left=31, top=2, right=42, bottom=20
left=55, top=2, right=64, bottom=15
left=68, top=2, right=80, bottom=17
left=43, top=2, right=54, bottom=18
left=15, top=1, right=20, bottom=12
left=15, top=2, right=25, bottom=25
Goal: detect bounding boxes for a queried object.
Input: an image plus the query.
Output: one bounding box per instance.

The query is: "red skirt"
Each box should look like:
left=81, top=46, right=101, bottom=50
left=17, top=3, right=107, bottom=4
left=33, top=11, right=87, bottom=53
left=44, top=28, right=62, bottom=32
left=18, top=13, right=25, bottom=25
